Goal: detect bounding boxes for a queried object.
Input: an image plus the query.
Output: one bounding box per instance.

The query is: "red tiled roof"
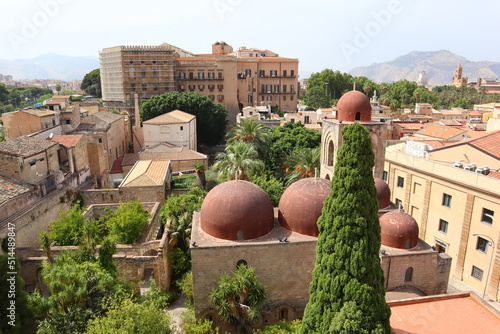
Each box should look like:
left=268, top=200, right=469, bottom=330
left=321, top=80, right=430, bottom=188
left=49, top=134, right=83, bottom=147
left=432, top=129, right=500, bottom=159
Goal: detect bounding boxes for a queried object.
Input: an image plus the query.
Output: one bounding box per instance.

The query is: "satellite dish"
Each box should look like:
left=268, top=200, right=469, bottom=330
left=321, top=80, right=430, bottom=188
left=48, top=133, right=54, bottom=139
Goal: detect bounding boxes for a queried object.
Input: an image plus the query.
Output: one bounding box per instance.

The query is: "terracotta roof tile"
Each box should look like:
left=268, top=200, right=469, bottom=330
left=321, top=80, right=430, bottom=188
left=120, top=160, right=170, bottom=187
left=49, top=134, right=84, bottom=147
left=415, top=124, right=467, bottom=140
left=0, top=174, right=35, bottom=205
left=0, top=136, right=58, bottom=157
left=143, top=109, right=195, bottom=125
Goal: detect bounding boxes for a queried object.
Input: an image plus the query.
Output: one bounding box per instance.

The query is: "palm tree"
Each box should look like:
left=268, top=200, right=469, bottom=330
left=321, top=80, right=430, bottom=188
left=194, top=162, right=207, bottom=190
left=55, top=84, right=61, bottom=95
left=167, top=212, right=192, bottom=251
left=209, top=265, right=266, bottom=334
left=213, top=142, right=264, bottom=181
left=227, top=118, right=270, bottom=161
left=380, top=84, right=389, bottom=94
left=283, top=147, right=321, bottom=186
left=363, top=84, right=372, bottom=96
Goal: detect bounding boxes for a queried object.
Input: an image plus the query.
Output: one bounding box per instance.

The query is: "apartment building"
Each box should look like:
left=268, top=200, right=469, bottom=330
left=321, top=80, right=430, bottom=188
left=384, top=131, right=500, bottom=301
left=100, top=41, right=299, bottom=123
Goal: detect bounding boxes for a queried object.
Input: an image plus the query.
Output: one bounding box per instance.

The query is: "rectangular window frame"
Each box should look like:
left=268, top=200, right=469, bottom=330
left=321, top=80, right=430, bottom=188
left=438, top=219, right=448, bottom=234
left=471, top=265, right=483, bottom=281
left=481, top=208, right=494, bottom=225
left=476, top=237, right=489, bottom=253
left=397, top=176, right=404, bottom=188
left=442, top=193, right=452, bottom=208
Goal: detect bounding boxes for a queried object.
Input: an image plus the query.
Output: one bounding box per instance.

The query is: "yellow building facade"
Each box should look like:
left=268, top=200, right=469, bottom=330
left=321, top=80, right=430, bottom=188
left=384, top=137, right=500, bottom=301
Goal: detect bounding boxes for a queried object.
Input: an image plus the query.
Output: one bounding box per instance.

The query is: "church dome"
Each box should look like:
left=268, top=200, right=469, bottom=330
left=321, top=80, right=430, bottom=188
left=278, top=178, right=331, bottom=237
left=336, top=90, right=372, bottom=122
left=379, top=211, right=419, bottom=249
left=375, top=178, right=391, bottom=209
left=200, top=180, right=274, bottom=241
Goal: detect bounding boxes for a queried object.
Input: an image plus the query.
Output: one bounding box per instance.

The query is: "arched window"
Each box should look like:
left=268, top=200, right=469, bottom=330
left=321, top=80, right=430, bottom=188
left=236, top=260, right=248, bottom=268
left=327, top=141, right=334, bottom=166
left=405, top=267, right=413, bottom=282
left=355, top=112, right=361, bottom=121
left=279, top=308, right=288, bottom=320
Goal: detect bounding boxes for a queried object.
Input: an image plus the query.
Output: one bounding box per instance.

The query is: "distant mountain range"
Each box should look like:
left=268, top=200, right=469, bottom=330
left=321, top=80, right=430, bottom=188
left=0, top=54, right=99, bottom=81
left=349, top=50, right=500, bottom=86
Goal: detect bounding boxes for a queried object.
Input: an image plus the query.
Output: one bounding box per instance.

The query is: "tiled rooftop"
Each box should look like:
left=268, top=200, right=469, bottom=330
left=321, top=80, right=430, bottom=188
left=433, top=129, right=500, bottom=159
left=0, top=136, right=58, bottom=157
left=143, top=109, right=195, bottom=125
left=22, top=108, right=56, bottom=117
left=49, top=134, right=84, bottom=147
left=120, top=160, right=170, bottom=187
left=122, top=149, right=206, bottom=166
left=416, top=124, right=467, bottom=140
left=75, top=111, right=123, bottom=131
left=0, top=174, right=35, bottom=205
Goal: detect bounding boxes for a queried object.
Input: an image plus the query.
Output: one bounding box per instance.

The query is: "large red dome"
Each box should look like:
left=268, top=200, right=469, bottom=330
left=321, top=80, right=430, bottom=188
left=380, top=211, right=419, bottom=249
left=375, top=178, right=391, bottom=209
left=336, top=90, right=372, bottom=122
left=278, top=178, right=331, bottom=236
left=200, top=180, right=274, bottom=240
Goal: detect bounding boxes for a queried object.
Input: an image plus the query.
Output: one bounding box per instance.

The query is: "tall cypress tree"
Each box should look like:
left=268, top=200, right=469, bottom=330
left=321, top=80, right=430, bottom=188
left=302, top=122, right=391, bottom=334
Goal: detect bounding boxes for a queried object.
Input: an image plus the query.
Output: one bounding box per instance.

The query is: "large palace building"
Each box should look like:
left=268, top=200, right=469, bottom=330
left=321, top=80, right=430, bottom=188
left=99, top=42, right=299, bottom=123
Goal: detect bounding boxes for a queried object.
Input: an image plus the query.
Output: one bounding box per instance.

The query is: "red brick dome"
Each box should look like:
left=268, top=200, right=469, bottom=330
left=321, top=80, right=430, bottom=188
left=380, top=211, right=419, bottom=249
left=278, top=178, right=331, bottom=237
left=200, top=180, right=274, bottom=240
left=336, top=90, right=372, bottom=122
left=375, top=178, right=391, bottom=209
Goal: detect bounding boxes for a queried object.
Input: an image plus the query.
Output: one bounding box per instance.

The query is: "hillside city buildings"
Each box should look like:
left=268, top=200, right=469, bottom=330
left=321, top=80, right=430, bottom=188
left=99, top=42, right=299, bottom=123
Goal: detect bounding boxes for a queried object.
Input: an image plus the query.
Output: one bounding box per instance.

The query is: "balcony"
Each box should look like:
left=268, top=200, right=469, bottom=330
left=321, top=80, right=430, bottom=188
left=177, top=77, right=224, bottom=81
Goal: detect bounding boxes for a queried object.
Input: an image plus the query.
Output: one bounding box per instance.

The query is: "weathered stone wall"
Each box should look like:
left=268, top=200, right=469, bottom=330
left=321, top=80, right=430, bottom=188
left=192, top=240, right=316, bottom=331
left=81, top=186, right=165, bottom=206
left=382, top=251, right=452, bottom=296
left=0, top=187, right=41, bottom=222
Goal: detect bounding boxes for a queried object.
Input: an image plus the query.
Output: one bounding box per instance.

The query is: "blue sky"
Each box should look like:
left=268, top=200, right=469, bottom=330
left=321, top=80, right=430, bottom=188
left=1, top=0, right=498, bottom=76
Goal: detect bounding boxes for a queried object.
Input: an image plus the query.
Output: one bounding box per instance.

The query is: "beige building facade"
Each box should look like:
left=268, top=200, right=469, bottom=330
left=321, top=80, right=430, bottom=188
left=384, top=136, right=500, bottom=301
left=2, top=109, right=59, bottom=141
left=143, top=109, right=197, bottom=151
left=100, top=42, right=299, bottom=124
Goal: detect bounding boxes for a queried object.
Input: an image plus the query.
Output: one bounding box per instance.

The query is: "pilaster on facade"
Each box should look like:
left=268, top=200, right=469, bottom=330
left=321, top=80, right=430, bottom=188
left=454, top=194, right=474, bottom=280
left=419, top=179, right=432, bottom=239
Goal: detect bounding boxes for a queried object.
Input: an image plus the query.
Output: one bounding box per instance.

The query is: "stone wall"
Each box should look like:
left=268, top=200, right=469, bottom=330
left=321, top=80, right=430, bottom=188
left=81, top=186, right=165, bottom=206
left=192, top=240, right=316, bottom=331
left=0, top=187, right=41, bottom=222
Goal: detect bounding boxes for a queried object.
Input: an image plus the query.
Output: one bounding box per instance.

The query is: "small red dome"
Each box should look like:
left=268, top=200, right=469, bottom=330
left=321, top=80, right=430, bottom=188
left=200, top=180, right=274, bottom=240
left=336, top=90, right=372, bottom=122
left=278, top=178, right=331, bottom=236
left=380, top=211, right=419, bottom=249
left=375, top=178, right=391, bottom=209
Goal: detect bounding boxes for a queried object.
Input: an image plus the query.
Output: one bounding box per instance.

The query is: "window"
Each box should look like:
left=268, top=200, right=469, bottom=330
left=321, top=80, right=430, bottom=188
left=404, top=267, right=413, bottom=282
left=218, top=72, right=223, bottom=79
left=290, top=85, right=295, bottom=93
left=266, top=85, right=272, bottom=93
left=438, top=219, right=448, bottom=234
left=179, top=72, right=186, bottom=79
left=180, top=126, right=184, bottom=131
left=471, top=266, right=483, bottom=281
left=481, top=208, right=494, bottom=225
left=198, top=72, right=205, bottom=79
left=141, top=71, right=146, bottom=78
left=98, top=138, right=103, bottom=144
left=266, top=96, right=272, bottom=101
left=291, top=70, right=295, bottom=77
left=217, top=84, right=224, bottom=91
left=290, top=95, right=294, bottom=101
left=274, top=85, right=280, bottom=93
left=198, top=84, right=204, bottom=91
left=208, top=84, right=215, bottom=91
left=279, top=308, right=288, bottom=320
left=236, top=259, right=247, bottom=268
left=189, top=72, right=194, bottom=79
left=188, top=85, right=195, bottom=91
left=383, top=171, right=388, bottom=182
left=476, top=237, right=489, bottom=253
left=142, top=84, right=147, bottom=91
left=442, top=193, right=452, bottom=208
left=218, top=95, right=224, bottom=101
left=283, top=96, right=286, bottom=101
left=283, top=70, right=287, bottom=77
left=208, top=72, right=214, bottom=79
left=65, top=119, right=71, bottom=124
left=179, top=84, right=185, bottom=91
left=259, top=70, right=265, bottom=77
left=282, top=85, right=287, bottom=93
left=248, top=95, right=252, bottom=103
left=245, top=69, right=251, bottom=77
left=208, top=95, right=215, bottom=101
left=397, top=176, right=404, bottom=188
left=152, top=70, right=157, bottom=77
left=131, top=83, right=135, bottom=91
left=270, top=70, right=277, bottom=77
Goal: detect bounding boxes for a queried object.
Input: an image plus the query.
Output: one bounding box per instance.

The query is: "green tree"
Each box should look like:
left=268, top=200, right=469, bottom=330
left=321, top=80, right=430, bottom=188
left=194, top=162, right=207, bottom=190
left=282, top=147, right=321, bottom=186
left=267, top=122, right=321, bottom=177
left=48, top=204, right=86, bottom=246
left=160, top=187, right=206, bottom=224
left=303, top=70, right=354, bottom=108
left=140, top=92, right=228, bottom=146
left=254, top=320, right=302, bottom=333
left=213, top=142, right=264, bottom=181
left=81, top=69, right=102, bottom=97
left=107, top=200, right=150, bottom=244
left=0, top=255, right=35, bottom=333
left=84, top=298, right=172, bottom=334
left=250, top=174, right=285, bottom=207
left=301, top=122, right=391, bottom=334
left=209, top=265, right=266, bottom=334
left=55, top=84, right=61, bottom=95
left=168, top=212, right=192, bottom=251
left=227, top=118, right=271, bottom=161
left=38, top=93, right=54, bottom=103
left=0, top=83, right=8, bottom=103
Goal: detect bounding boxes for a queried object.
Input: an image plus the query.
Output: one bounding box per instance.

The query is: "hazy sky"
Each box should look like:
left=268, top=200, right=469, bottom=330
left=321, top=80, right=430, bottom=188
left=1, top=0, right=498, bottom=75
